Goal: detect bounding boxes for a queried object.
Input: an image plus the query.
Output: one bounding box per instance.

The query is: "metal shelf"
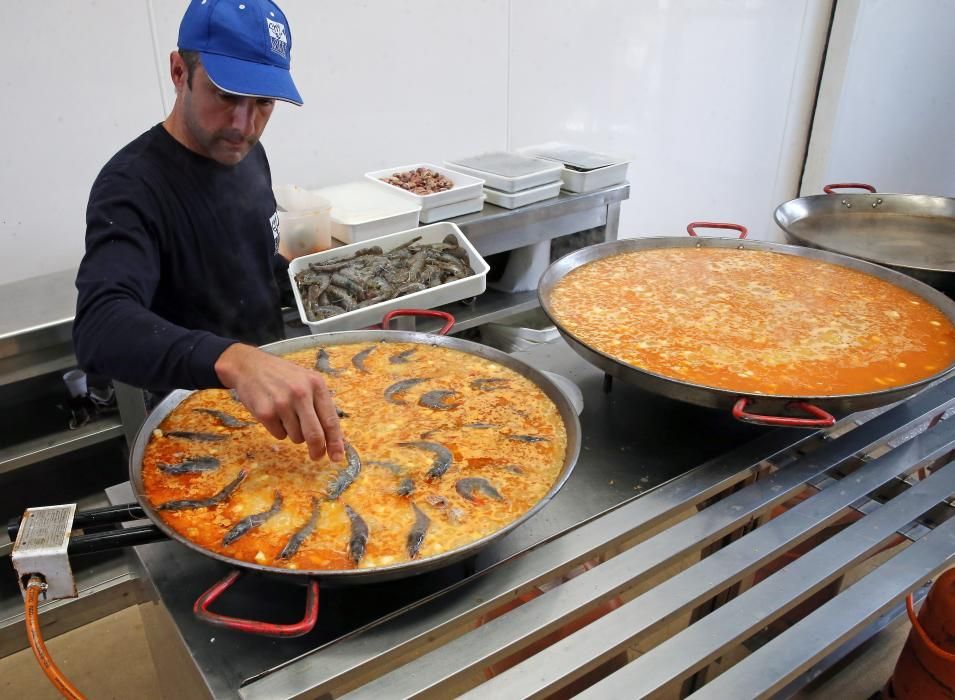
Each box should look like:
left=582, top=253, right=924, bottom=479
left=0, top=416, right=124, bottom=475
left=284, top=288, right=541, bottom=339
left=0, top=342, right=76, bottom=387
left=427, top=288, right=541, bottom=333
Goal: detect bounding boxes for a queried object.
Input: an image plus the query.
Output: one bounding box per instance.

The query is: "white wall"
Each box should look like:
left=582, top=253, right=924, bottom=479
left=0, top=0, right=832, bottom=287
left=802, top=0, right=955, bottom=197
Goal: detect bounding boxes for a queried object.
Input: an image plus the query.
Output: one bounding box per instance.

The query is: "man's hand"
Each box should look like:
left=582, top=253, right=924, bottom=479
left=214, top=343, right=345, bottom=462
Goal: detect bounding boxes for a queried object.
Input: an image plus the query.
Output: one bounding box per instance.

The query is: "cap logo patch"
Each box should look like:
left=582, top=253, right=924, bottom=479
left=266, top=18, right=288, bottom=58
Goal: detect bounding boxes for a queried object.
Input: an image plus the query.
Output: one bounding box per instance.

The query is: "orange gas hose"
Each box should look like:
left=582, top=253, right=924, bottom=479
left=24, top=576, right=87, bottom=700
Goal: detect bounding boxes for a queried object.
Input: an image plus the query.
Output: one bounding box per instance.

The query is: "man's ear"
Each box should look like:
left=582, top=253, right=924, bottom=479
left=169, top=51, right=187, bottom=94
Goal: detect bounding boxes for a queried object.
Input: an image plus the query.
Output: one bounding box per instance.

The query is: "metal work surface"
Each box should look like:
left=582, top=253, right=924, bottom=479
left=0, top=268, right=78, bottom=343
left=0, top=268, right=77, bottom=386
left=124, top=338, right=770, bottom=698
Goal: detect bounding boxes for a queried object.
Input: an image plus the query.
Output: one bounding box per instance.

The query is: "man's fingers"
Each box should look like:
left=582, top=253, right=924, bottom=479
left=246, top=399, right=287, bottom=441
left=313, top=378, right=345, bottom=462
left=279, top=410, right=305, bottom=445
left=229, top=354, right=343, bottom=461
left=295, top=386, right=327, bottom=460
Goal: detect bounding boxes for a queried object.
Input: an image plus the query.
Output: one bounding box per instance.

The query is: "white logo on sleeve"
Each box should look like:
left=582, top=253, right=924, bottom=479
left=269, top=211, right=280, bottom=254
left=266, top=19, right=288, bottom=58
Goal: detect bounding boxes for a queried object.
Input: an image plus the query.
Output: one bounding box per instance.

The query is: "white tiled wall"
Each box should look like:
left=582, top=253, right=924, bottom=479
left=0, top=0, right=831, bottom=287
left=508, top=0, right=829, bottom=240
left=802, top=0, right=955, bottom=197
left=0, top=2, right=163, bottom=285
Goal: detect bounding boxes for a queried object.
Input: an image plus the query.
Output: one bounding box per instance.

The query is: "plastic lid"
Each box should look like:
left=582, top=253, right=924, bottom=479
left=273, top=185, right=330, bottom=213
left=447, top=151, right=562, bottom=178
left=317, top=182, right=421, bottom=225
left=520, top=143, right=623, bottom=171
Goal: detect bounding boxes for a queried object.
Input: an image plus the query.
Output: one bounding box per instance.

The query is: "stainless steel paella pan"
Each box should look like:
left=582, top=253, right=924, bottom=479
left=538, top=222, right=955, bottom=428
left=775, top=183, right=955, bottom=295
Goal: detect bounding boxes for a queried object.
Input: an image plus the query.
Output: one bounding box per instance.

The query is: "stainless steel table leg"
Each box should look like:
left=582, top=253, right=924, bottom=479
left=604, top=202, right=622, bottom=241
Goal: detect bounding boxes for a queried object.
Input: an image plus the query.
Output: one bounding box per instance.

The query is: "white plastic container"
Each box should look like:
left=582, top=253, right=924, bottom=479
left=274, top=185, right=330, bottom=212
left=481, top=308, right=561, bottom=352
left=277, top=208, right=332, bottom=258
left=288, top=222, right=489, bottom=334
left=483, top=180, right=561, bottom=209
left=316, top=181, right=421, bottom=244
left=273, top=186, right=332, bottom=257
left=419, top=195, right=485, bottom=224
left=556, top=162, right=630, bottom=193
left=518, top=143, right=630, bottom=194
left=365, top=163, right=485, bottom=208
left=444, top=152, right=563, bottom=193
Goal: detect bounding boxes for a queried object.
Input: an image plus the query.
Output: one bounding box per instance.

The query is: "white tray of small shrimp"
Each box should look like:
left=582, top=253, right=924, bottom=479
left=288, top=222, right=490, bottom=334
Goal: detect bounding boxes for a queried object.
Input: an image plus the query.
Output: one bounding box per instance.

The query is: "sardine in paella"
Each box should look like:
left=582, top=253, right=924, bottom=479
left=141, top=342, right=568, bottom=570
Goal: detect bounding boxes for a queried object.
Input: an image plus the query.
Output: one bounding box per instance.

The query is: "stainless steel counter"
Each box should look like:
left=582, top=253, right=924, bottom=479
left=0, top=268, right=78, bottom=343
left=0, top=268, right=78, bottom=385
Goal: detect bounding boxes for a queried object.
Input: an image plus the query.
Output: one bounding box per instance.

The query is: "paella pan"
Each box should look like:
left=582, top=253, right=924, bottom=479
left=539, top=222, right=955, bottom=428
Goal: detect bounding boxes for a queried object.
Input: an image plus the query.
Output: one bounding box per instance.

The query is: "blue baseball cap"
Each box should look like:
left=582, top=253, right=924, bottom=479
left=178, top=0, right=303, bottom=106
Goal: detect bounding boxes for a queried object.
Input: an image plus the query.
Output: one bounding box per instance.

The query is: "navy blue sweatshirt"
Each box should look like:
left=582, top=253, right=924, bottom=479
left=74, top=124, right=289, bottom=393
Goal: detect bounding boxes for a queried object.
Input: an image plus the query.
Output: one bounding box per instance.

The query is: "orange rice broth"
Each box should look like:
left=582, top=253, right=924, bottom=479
left=549, top=248, right=955, bottom=396
left=142, top=342, right=567, bottom=571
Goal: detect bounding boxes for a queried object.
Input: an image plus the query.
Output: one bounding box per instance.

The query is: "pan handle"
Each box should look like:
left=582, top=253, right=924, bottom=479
left=380, top=309, right=456, bottom=335
left=8, top=503, right=149, bottom=543
left=686, top=222, right=748, bottom=239
left=68, top=524, right=167, bottom=555
left=823, top=183, right=877, bottom=194
left=193, top=570, right=320, bottom=638
left=732, top=398, right=836, bottom=428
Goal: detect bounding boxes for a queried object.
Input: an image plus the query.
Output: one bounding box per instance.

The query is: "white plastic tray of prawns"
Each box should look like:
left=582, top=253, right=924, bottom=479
left=288, top=222, right=489, bottom=334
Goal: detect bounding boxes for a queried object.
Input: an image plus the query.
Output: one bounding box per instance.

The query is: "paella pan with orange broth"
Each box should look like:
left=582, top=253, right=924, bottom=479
left=135, top=331, right=578, bottom=581
left=539, top=224, right=955, bottom=427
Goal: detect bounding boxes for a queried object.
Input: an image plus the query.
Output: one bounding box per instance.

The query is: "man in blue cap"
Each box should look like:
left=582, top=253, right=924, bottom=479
left=73, top=0, right=344, bottom=462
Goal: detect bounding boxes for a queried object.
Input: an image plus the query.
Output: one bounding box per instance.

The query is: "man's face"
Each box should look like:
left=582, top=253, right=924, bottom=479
left=178, top=62, right=276, bottom=166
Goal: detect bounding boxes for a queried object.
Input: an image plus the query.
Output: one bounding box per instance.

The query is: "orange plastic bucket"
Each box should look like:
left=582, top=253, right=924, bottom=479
left=886, top=568, right=955, bottom=699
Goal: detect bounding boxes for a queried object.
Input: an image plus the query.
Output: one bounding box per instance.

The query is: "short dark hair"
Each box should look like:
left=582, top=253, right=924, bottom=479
left=178, top=49, right=201, bottom=90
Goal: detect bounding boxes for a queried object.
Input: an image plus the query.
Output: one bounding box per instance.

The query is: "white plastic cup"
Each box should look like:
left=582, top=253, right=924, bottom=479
left=63, top=369, right=88, bottom=398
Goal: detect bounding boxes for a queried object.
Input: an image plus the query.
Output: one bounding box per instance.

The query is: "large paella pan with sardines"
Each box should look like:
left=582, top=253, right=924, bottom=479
left=131, top=326, right=580, bottom=584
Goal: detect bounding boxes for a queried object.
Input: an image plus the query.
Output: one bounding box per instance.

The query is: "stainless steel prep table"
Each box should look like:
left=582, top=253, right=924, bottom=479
left=0, top=269, right=126, bottom=474
left=114, top=337, right=955, bottom=699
